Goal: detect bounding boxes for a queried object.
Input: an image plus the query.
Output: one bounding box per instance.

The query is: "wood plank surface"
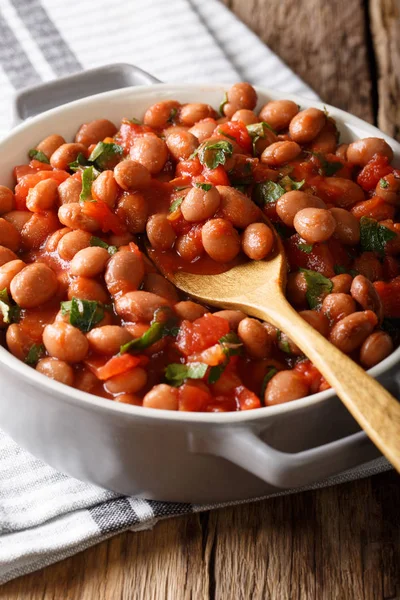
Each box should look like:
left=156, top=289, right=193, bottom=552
left=2, top=1, right=400, bottom=599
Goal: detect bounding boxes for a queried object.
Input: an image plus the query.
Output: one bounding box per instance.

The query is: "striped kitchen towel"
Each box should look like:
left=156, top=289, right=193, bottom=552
left=0, top=0, right=391, bottom=585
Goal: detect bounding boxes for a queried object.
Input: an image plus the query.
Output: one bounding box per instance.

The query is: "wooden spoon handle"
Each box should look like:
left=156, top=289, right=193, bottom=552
left=247, top=299, right=400, bottom=472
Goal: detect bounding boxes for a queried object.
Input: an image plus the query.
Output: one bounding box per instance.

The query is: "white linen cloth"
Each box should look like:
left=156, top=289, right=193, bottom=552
left=0, top=0, right=391, bottom=584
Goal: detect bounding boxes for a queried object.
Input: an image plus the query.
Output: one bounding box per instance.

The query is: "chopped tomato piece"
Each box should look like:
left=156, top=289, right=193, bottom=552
left=382, top=256, right=400, bottom=280
left=82, top=200, right=127, bottom=235
left=252, top=163, right=279, bottom=183
left=202, top=165, right=230, bottom=186
left=114, top=119, right=153, bottom=151
left=356, top=154, right=393, bottom=191
left=206, top=396, right=238, bottom=412
left=29, top=159, right=53, bottom=171
left=178, top=382, right=212, bottom=411
left=351, top=196, right=395, bottom=221
left=294, top=360, right=323, bottom=394
left=176, top=314, right=230, bottom=356
left=189, top=343, right=226, bottom=366
left=85, top=354, right=148, bottom=381
left=14, top=170, right=69, bottom=209
left=215, top=121, right=252, bottom=154
left=285, top=234, right=336, bottom=277
left=235, top=385, right=262, bottom=410
left=373, top=278, right=400, bottom=318
left=175, top=157, right=202, bottom=179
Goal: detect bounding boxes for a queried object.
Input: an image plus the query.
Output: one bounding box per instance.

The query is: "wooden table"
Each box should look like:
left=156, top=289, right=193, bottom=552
left=3, top=1, right=400, bottom=598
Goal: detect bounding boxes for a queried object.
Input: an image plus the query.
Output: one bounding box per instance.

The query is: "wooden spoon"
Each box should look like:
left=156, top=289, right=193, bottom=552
left=146, top=228, right=400, bottom=472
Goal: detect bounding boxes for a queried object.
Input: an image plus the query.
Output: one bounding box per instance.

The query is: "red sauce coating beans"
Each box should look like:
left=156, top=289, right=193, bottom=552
left=1, top=83, right=400, bottom=412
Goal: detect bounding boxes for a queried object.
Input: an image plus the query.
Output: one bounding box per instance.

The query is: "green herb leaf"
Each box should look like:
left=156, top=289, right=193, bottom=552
left=25, top=344, right=45, bottom=365
left=169, top=196, right=184, bottom=212
left=279, top=175, right=305, bottom=191
left=298, top=242, right=313, bottom=253
left=79, top=166, right=98, bottom=202
left=311, top=152, right=343, bottom=176
left=219, top=92, right=228, bottom=116
left=208, top=364, right=226, bottom=385
left=300, top=268, right=333, bottom=309
left=88, top=142, right=124, bottom=170
left=90, top=236, right=117, bottom=255
left=246, top=122, right=276, bottom=155
left=334, top=264, right=347, bottom=275
left=167, top=107, right=178, bottom=124
left=174, top=185, right=190, bottom=191
left=195, top=182, right=212, bottom=191
left=130, top=117, right=142, bottom=125
left=359, top=217, right=396, bottom=256
left=207, top=332, right=243, bottom=384
left=379, top=178, right=389, bottom=189
left=60, top=297, right=104, bottom=332
left=120, top=321, right=164, bottom=354
left=197, top=140, right=233, bottom=169
left=165, top=362, right=208, bottom=387
left=0, top=288, right=20, bottom=324
left=218, top=128, right=236, bottom=141
left=260, top=366, right=278, bottom=399
left=253, top=181, right=285, bottom=206
left=273, top=222, right=291, bottom=239
left=28, top=149, right=50, bottom=164
left=69, top=152, right=90, bottom=172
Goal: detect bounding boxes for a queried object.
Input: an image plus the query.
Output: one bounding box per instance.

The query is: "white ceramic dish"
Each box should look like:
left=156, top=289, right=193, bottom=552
left=0, top=65, right=399, bottom=503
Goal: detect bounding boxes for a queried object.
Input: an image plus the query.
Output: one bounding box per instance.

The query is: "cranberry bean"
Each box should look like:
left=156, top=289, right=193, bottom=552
left=113, top=160, right=151, bottom=191
left=321, top=178, right=365, bottom=208
left=70, top=246, right=110, bottom=277
left=3, top=210, right=31, bottom=233
left=261, top=141, right=301, bottom=166
left=293, top=208, right=336, bottom=243
left=231, top=109, right=258, bottom=125
left=142, top=384, right=179, bottom=410
left=329, top=310, right=378, bottom=353
left=146, top=214, right=176, bottom=251
left=350, top=275, right=383, bottom=322
left=50, top=143, right=88, bottom=170
left=189, top=118, right=218, bottom=143
left=58, top=203, right=99, bottom=232
left=336, top=144, right=349, bottom=161
left=308, top=126, right=338, bottom=155
left=265, top=370, right=309, bottom=406
left=143, top=272, right=179, bottom=304
left=36, top=357, right=74, bottom=386
left=258, top=100, right=299, bottom=131
left=91, top=170, right=119, bottom=206
left=330, top=207, right=360, bottom=245
left=108, top=232, right=134, bottom=247
left=6, top=324, right=32, bottom=360
left=375, top=173, right=400, bottom=205
left=58, top=177, right=82, bottom=204
left=57, top=230, right=92, bottom=261
left=129, top=134, right=168, bottom=174
left=347, top=138, right=394, bottom=166
left=10, top=263, right=58, bottom=308
left=331, top=273, right=352, bottom=294
left=217, top=186, right=260, bottom=228
left=286, top=271, right=308, bottom=306
left=175, top=232, right=204, bottom=262
left=114, top=394, right=142, bottom=405
left=143, top=101, right=181, bottom=129
left=86, top=325, right=132, bottom=355
left=289, top=108, right=326, bottom=143
left=115, top=291, right=170, bottom=322
left=213, top=310, right=246, bottom=330
left=238, top=317, right=272, bottom=359
left=299, top=310, right=330, bottom=336
left=353, top=252, right=383, bottom=282
left=0, top=260, right=26, bottom=291
left=202, top=218, right=241, bottom=262
left=75, top=119, right=117, bottom=147
left=75, top=368, right=98, bottom=393
left=181, top=185, right=220, bottom=222
left=321, top=293, right=356, bottom=323
left=360, top=331, right=394, bottom=368
left=105, top=250, right=145, bottom=296
left=0, top=186, right=15, bottom=215
left=276, top=191, right=326, bottom=227
left=0, top=218, right=20, bottom=252
left=174, top=301, right=208, bottom=321
left=68, top=277, right=109, bottom=304
left=225, top=83, right=257, bottom=114
left=105, top=367, right=147, bottom=395
left=43, top=321, right=89, bottom=362
left=180, top=103, right=216, bottom=126
left=26, top=179, right=59, bottom=212
left=116, top=192, right=148, bottom=233
left=0, top=245, right=17, bottom=267
left=241, top=222, right=274, bottom=260
left=36, top=134, right=66, bottom=159
left=21, top=212, right=59, bottom=251
left=166, top=130, right=199, bottom=161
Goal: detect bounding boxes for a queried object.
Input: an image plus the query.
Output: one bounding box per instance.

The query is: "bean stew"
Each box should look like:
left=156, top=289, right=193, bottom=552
left=0, top=82, right=399, bottom=411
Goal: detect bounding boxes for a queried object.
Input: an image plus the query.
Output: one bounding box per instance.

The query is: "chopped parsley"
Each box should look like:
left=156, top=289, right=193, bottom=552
left=28, top=149, right=50, bottom=164
left=167, top=107, right=178, bottom=124
left=379, top=178, right=389, bottom=189
left=169, top=196, right=184, bottom=213
left=0, top=288, right=20, bottom=324
left=297, top=242, right=313, bottom=254
left=88, top=142, right=124, bottom=170
left=195, top=182, right=212, bottom=191
left=120, top=321, right=165, bottom=354
left=311, top=152, right=343, bottom=176
left=69, top=152, right=91, bottom=172
left=333, top=264, right=347, bottom=275
left=246, top=121, right=276, bottom=155
left=165, top=362, right=208, bottom=387
left=260, top=367, right=278, bottom=399
left=25, top=344, right=45, bottom=366
left=253, top=180, right=285, bottom=206
left=299, top=268, right=333, bottom=309
left=79, top=166, right=98, bottom=202
left=208, top=332, right=243, bottom=384
left=90, top=236, right=117, bottom=255
left=359, top=217, right=396, bottom=256
left=61, top=297, right=104, bottom=332
left=279, top=175, right=305, bottom=191
left=194, top=140, right=233, bottom=169
left=219, top=91, right=228, bottom=116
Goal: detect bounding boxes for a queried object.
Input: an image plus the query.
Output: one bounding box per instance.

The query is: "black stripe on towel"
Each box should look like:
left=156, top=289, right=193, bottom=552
left=147, top=500, right=192, bottom=518
left=11, top=0, right=82, bottom=76
left=0, top=11, right=41, bottom=88
left=89, top=498, right=139, bottom=534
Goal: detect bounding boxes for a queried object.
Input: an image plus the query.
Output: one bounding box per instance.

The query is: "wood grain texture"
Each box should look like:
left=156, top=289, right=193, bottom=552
left=3, top=1, right=400, bottom=599
left=369, top=0, right=400, bottom=140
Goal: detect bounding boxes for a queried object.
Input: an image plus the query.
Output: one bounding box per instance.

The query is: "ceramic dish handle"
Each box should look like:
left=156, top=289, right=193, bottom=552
left=13, top=63, right=160, bottom=123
